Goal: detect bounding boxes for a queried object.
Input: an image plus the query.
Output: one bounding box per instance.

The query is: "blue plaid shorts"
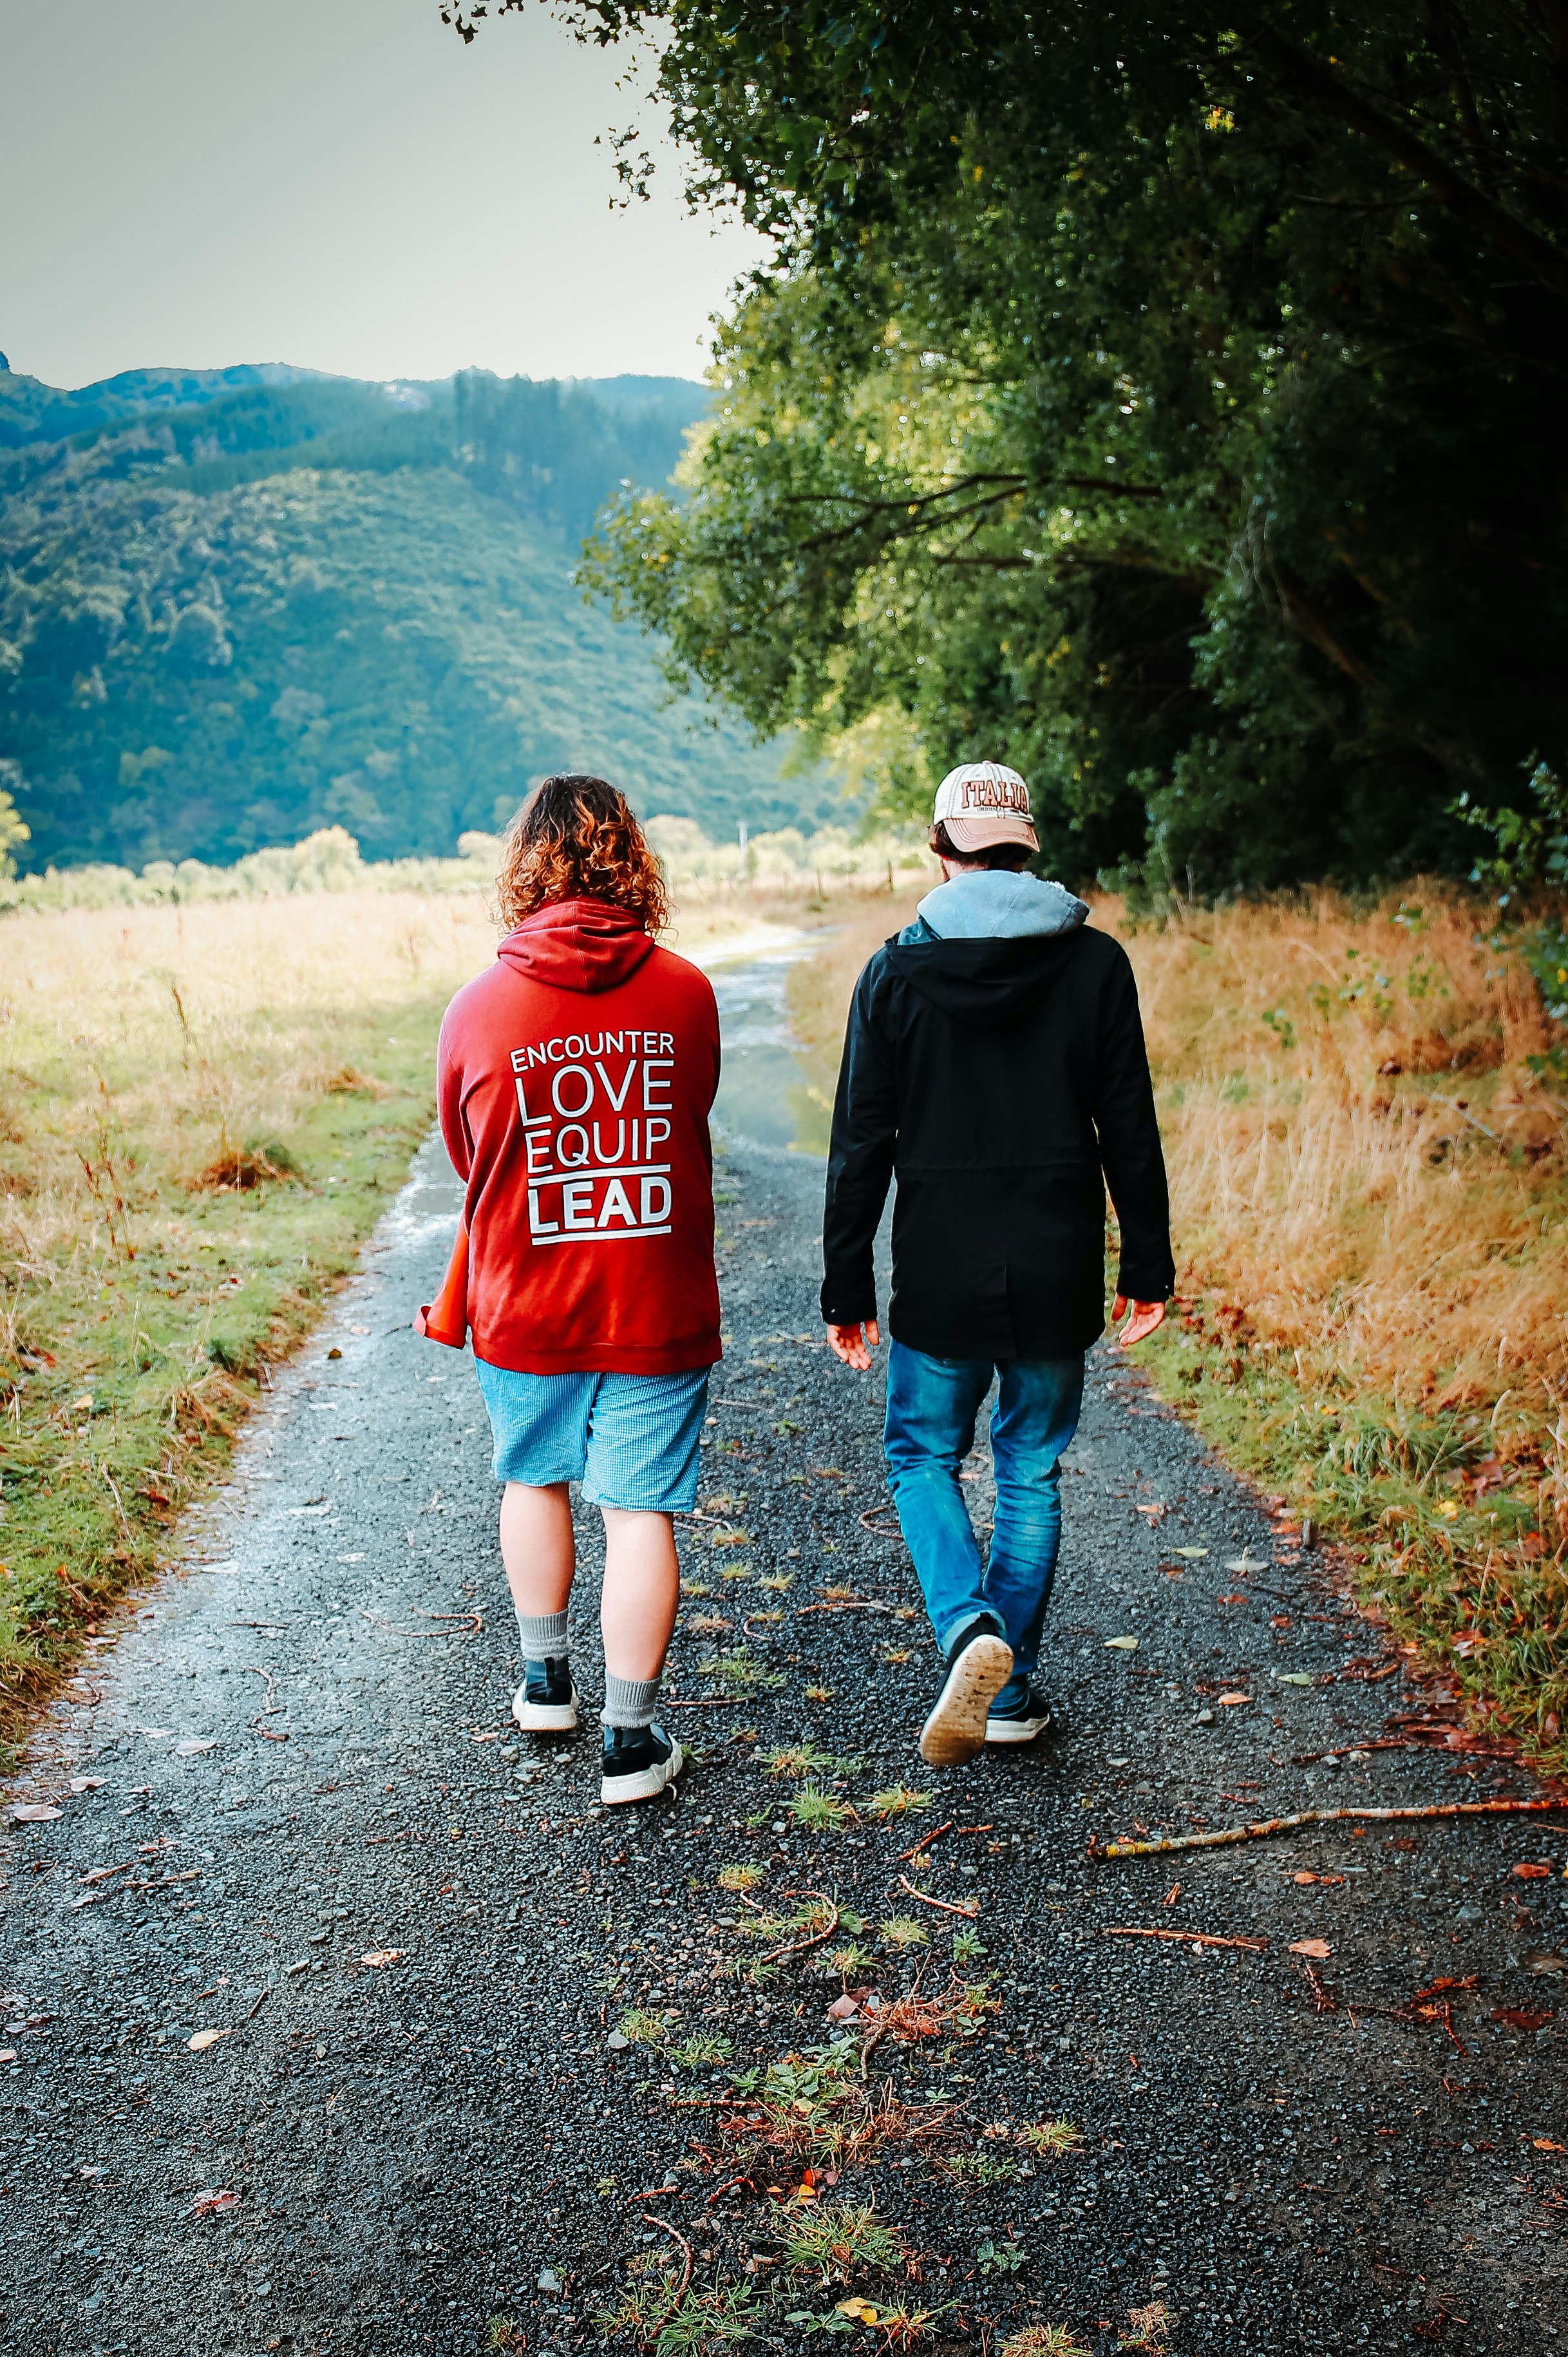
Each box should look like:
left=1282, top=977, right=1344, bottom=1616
left=473, top=1359, right=710, bottom=1512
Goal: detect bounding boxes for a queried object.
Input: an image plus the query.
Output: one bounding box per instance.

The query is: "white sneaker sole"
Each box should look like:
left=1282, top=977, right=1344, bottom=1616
left=601, top=1740, right=685, bottom=1806
left=920, top=1633, right=1014, bottom=1766
left=512, top=1683, right=579, bottom=1734
left=985, top=1713, right=1052, bottom=1745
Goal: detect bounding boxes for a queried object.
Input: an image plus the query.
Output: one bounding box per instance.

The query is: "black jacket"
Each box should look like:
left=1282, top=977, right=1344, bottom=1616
left=820, top=925, right=1174, bottom=1359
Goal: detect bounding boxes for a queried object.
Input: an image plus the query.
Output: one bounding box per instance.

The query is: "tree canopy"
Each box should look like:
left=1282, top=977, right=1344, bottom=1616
left=466, top=1, right=1568, bottom=892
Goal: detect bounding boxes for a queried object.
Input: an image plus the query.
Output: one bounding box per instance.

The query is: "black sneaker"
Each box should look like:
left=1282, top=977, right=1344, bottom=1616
left=985, top=1689, right=1053, bottom=1745
left=601, top=1721, right=685, bottom=1806
left=918, top=1615, right=1014, bottom=1766
left=511, top=1656, right=578, bottom=1734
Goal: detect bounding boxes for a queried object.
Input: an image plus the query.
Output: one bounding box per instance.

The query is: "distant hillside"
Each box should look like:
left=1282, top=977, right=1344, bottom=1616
left=0, top=363, right=834, bottom=871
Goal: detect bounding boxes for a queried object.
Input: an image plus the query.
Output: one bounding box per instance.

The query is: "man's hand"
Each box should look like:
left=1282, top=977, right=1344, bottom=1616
left=1113, top=1294, right=1166, bottom=1348
left=826, top=1318, right=880, bottom=1370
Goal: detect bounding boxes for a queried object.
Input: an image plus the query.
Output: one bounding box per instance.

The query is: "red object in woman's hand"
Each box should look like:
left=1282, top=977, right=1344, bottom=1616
left=1112, top=1294, right=1166, bottom=1348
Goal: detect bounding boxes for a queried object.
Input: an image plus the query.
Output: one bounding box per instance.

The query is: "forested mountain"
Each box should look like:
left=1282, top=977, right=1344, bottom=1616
left=0, top=363, right=830, bottom=873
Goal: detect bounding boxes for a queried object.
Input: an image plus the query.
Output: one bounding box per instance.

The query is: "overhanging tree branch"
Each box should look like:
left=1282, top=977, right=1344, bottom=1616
left=1251, top=24, right=1568, bottom=306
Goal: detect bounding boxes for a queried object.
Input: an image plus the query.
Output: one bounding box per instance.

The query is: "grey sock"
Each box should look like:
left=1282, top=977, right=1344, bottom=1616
left=516, top=1608, right=569, bottom=1662
left=601, top=1672, right=661, bottom=1730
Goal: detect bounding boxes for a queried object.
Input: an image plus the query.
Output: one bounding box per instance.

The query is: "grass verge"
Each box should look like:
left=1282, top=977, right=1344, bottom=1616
left=0, top=887, right=505, bottom=1747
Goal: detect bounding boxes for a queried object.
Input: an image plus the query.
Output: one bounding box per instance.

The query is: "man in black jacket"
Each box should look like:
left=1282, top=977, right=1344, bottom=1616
left=821, top=759, right=1174, bottom=1766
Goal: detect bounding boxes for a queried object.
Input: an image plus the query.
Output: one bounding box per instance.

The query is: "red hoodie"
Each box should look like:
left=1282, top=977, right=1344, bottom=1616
left=417, top=898, right=723, bottom=1375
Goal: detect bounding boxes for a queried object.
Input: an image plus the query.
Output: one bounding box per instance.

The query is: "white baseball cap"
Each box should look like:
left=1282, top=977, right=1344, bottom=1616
left=931, top=759, right=1038, bottom=855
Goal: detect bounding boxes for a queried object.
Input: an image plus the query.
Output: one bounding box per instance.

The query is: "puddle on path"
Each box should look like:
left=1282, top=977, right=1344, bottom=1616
left=707, top=936, right=837, bottom=1153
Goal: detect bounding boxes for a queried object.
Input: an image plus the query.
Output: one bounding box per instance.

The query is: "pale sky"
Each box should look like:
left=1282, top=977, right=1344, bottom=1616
left=0, top=0, right=765, bottom=390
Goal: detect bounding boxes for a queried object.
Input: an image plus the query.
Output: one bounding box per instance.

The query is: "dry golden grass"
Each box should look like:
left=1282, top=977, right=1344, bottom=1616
left=1127, top=886, right=1566, bottom=1435
left=788, top=880, right=1568, bottom=1766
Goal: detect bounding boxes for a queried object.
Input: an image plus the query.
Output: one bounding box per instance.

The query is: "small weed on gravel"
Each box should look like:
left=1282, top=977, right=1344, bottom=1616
left=937, top=2150, right=1019, bottom=2184
left=951, top=1928, right=985, bottom=1962
left=869, top=1786, right=932, bottom=1819
left=1015, top=2118, right=1083, bottom=2160
left=770, top=2194, right=910, bottom=2284
left=616, top=2009, right=668, bottom=2046
left=717, top=1862, right=765, bottom=1894
left=762, top=1743, right=837, bottom=1778
left=1115, top=2302, right=1173, bottom=2353
left=596, top=2264, right=760, bottom=2353
left=1000, top=2329, right=1093, bottom=2357
left=879, top=1917, right=929, bottom=1949
left=789, top=1784, right=853, bottom=1832
left=668, top=2033, right=733, bottom=2068
left=698, top=1647, right=786, bottom=1693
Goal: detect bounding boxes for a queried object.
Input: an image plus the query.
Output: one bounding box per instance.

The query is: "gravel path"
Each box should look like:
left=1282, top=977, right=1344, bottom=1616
left=3, top=1122, right=1566, bottom=2357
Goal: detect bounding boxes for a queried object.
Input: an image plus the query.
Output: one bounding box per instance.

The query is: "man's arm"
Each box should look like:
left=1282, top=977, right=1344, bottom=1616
left=1090, top=949, right=1175, bottom=1319
left=820, top=959, right=898, bottom=1339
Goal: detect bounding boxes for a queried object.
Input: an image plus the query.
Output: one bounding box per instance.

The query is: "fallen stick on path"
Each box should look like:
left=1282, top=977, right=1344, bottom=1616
left=797, top=1598, right=908, bottom=1617
left=640, top=2213, right=693, bottom=2324
left=897, top=1875, right=978, bottom=1918
left=757, top=1891, right=839, bottom=1966
left=898, top=1819, right=952, bottom=1864
left=1094, top=1797, right=1568, bottom=1859
left=1102, top=1926, right=1269, bottom=1952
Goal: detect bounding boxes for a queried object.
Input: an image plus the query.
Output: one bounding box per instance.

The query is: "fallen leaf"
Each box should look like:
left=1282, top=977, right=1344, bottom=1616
left=1493, top=2009, right=1551, bottom=2032
left=1216, top=1592, right=1249, bottom=1604
left=1224, top=1555, right=1267, bottom=1574
left=67, top=1777, right=106, bottom=1794
left=1277, top=1672, right=1314, bottom=1687
left=1173, top=1546, right=1209, bottom=1558
left=1525, top=1951, right=1566, bottom=1976
left=1218, top=1690, right=1251, bottom=1707
left=826, top=1993, right=862, bottom=2021
left=836, top=2298, right=880, bottom=2324
left=1105, top=1635, right=1139, bottom=1651
left=0, top=2050, right=15, bottom=2064
left=10, top=1804, right=62, bottom=1822
left=1292, top=1871, right=1319, bottom=1885
left=359, top=1949, right=403, bottom=1969
left=1289, top=1938, right=1333, bottom=1960
left=1533, top=2136, right=1567, bottom=2152
left=187, top=2028, right=231, bottom=2052
left=175, top=1739, right=217, bottom=1757
left=192, top=2187, right=240, bottom=2215
left=1511, top=1862, right=1552, bottom=1880
left=139, top=1727, right=174, bottom=1740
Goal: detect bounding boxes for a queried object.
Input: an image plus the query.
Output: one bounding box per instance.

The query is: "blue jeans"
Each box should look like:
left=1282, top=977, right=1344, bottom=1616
left=883, top=1339, right=1084, bottom=1710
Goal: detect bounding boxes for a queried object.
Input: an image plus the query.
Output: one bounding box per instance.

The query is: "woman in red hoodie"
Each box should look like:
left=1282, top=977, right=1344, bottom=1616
left=418, top=775, right=721, bottom=1804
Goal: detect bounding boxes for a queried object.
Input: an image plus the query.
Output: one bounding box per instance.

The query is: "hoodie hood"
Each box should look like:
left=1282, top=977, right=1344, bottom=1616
left=496, top=898, right=656, bottom=995
left=915, top=869, right=1089, bottom=940
left=883, top=931, right=1088, bottom=1026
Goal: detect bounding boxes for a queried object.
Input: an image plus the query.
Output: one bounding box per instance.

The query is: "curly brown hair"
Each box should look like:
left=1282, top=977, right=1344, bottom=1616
left=495, top=774, right=668, bottom=933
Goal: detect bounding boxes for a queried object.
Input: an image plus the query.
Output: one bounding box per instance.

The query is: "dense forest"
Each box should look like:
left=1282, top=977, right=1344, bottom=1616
left=0, top=363, right=834, bottom=873
left=466, top=0, right=1568, bottom=898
